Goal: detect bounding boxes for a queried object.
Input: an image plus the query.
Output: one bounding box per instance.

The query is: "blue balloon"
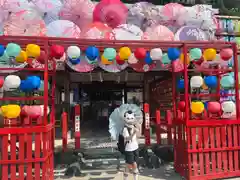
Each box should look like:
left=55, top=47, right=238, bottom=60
left=177, top=79, right=184, bottom=89
left=144, top=52, right=153, bottom=64
left=86, top=46, right=99, bottom=61
left=26, top=76, right=41, bottom=89
left=167, top=48, right=180, bottom=61
left=0, top=45, right=5, bottom=57
left=69, top=57, right=80, bottom=65
left=204, top=76, right=217, bottom=88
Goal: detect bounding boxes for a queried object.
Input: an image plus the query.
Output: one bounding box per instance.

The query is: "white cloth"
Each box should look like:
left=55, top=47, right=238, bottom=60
left=122, top=127, right=138, bottom=152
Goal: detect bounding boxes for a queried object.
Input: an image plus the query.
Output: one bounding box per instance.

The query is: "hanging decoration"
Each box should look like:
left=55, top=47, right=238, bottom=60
left=150, top=48, right=162, bottom=61
left=167, top=48, right=180, bottom=61
left=144, top=52, right=153, bottom=65
left=119, top=47, right=131, bottom=61
left=67, top=46, right=81, bottom=59
left=220, top=75, right=234, bottom=88
left=177, top=79, right=184, bottom=89
left=190, top=76, right=203, bottom=88
left=220, top=48, right=233, bottom=61
left=85, top=46, right=99, bottom=63
left=191, top=101, right=204, bottom=114
left=26, top=44, right=41, bottom=58
left=189, top=48, right=202, bottom=60
left=204, top=76, right=217, bottom=88
left=103, top=48, right=117, bottom=60
left=134, top=48, right=146, bottom=60
left=1, top=105, right=21, bottom=119
left=15, top=51, right=27, bottom=63
left=203, top=48, right=217, bottom=61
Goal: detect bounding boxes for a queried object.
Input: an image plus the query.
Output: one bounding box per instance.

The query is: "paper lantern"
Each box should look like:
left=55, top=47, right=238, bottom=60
left=179, top=53, right=190, bottom=65
left=191, top=101, right=204, bottom=114
left=204, top=76, right=217, bottom=88
left=203, top=48, right=217, bottom=61
left=26, top=44, right=41, bottom=58
left=220, top=75, right=234, bottom=88
left=221, top=101, right=235, bottom=113
left=67, top=46, right=81, bottom=59
left=189, top=48, right=202, bottom=60
left=4, top=75, right=21, bottom=91
left=22, top=105, right=42, bottom=119
left=69, top=57, right=80, bottom=65
left=0, top=45, right=5, bottom=57
left=85, top=46, right=99, bottom=60
left=103, top=48, right=117, bottom=60
left=116, top=55, right=125, bottom=65
left=15, top=51, right=27, bottom=63
left=144, top=52, right=153, bottom=65
left=177, top=79, right=184, bottom=89
left=134, top=48, right=146, bottom=60
left=5, top=43, right=21, bottom=57
left=190, top=76, right=203, bottom=88
left=128, top=53, right=138, bottom=64
left=167, top=48, right=180, bottom=61
left=220, top=48, right=233, bottom=61
left=1, top=105, right=21, bottom=119
left=208, top=101, right=221, bottom=113
left=50, top=45, right=64, bottom=59
left=178, top=101, right=185, bottom=112
left=119, top=47, right=131, bottom=60
left=101, top=55, right=113, bottom=65
left=150, top=48, right=162, bottom=60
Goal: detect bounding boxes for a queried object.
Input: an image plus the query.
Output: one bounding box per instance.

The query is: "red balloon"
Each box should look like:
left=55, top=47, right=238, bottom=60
left=50, top=45, right=64, bottom=59
left=37, top=50, right=46, bottom=64
left=0, top=78, right=4, bottom=88
left=178, top=101, right=185, bottom=112
left=208, top=101, right=221, bottom=113
left=116, top=55, right=125, bottom=65
left=134, top=48, right=146, bottom=60
left=220, top=48, right=233, bottom=61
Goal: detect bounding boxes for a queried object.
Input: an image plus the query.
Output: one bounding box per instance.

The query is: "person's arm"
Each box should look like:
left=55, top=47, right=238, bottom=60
left=122, top=127, right=132, bottom=142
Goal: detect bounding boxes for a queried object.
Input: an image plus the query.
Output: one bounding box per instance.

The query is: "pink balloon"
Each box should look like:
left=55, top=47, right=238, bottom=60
left=220, top=48, right=233, bottom=61
left=208, top=101, right=221, bottom=113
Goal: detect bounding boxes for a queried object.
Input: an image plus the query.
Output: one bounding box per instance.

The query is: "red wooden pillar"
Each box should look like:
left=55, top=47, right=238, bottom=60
left=144, top=103, right=151, bottom=146
left=156, top=109, right=161, bottom=145
left=62, top=112, right=68, bottom=152
left=74, top=105, right=81, bottom=149
left=166, top=110, right=172, bottom=145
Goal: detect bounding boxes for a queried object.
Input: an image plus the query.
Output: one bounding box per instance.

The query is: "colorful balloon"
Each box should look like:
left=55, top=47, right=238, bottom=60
left=191, top=101, right=204, bottom=114
left=5, top=43, right=21, bottom=57
left=85, top=46, right=99, bottom=60
left=26, top=44, right=40, bottom=58
left=204, top=76, right=217, bottom=88
left=208, top=101, right=221, bottom=113
left=50, top=45, right=65, bottom=59
left=144, top=52, right=153, bottom=65
left=134, top=48, right=146, bottom=60
left=179, top=53, right=190, bottom=65
left=150, top=48, right=162, bottom=60
left=190, top=76, right=203, bottom=88
left=119, top=47, right=131, bottom=60
left=220, top=48, right=233, bottom=61
left=203, top=48, right=217, bottom=61
left=1, top=105, right=21, bottom=119
left=67, top=46, right=81, bottom=59
left=103, top=48, right=117, bottom=60
left=4, top=75, right=21, bottom=91
left=167, top=48, right=180, bottom=61
left=189, top=48, right=202, bottom=60
left=221, top=101, right=235, bottom=113
left=161, top=53, right=171, bottom=65
left=220, top=75, right=234, bottom=88
left=177, top=79, right=184, bottom=89
left=16, top=51, right=27, bottom=63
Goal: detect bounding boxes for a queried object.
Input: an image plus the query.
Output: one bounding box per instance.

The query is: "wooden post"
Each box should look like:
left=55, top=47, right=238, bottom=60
left=156, top=109, right=161, bottom=145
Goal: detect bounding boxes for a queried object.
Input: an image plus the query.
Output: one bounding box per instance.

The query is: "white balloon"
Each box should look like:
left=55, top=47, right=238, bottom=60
left=4, top=75, right=21, bottom=91
left=67, top=46, right=81, bottom=59
left=221, top=101, right=235, bottom=113
left=190, top=76, right=203, bottom=88
left=128, top=53, right=138, bottom=64
left=150, top=48, right=162, bottom=60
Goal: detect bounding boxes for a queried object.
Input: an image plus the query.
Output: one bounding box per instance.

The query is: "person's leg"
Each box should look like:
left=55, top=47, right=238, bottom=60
left=124, top=151, right=134, bottom=180
left=132, top=149, right=139, bottom=180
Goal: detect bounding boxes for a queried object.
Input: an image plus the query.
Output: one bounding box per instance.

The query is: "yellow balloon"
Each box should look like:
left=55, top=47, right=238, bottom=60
left=191, top=102, right=205, bottom=114
left=201, top=81, right=208, bottom=90
left=26, top=44, right=40, bottom=58
left=15, top=50, right=27, bottom=63
left=101, top=55, right=113, bottom=65
left=180, top=53, right=190, bottom=65
left=1, top=105, right=21, bottom=119
left=119, top=47, right=131, bottom=60
left=203, top=48, right=217, bottom=61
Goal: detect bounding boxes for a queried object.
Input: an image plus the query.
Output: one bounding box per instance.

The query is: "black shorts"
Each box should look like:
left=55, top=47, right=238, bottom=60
left=125, top=149, right=139, bottom=164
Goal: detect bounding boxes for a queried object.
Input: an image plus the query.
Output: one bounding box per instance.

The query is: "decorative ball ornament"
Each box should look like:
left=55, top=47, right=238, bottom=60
left=204, top=76, right=217, bottom=88
left=177, top=79, right=184, bottom=89
left=203, top=48, right=217, bottom=61
left=134, top=48, right=146, bottom=60
left=67, top=46, right=81, bottom=59
left=167, top=48, right=180, bottom=61
left=26, top=44, right=41, bottom=58
left=1, top=105, right=21, bottom=119
left=101, top=55, right=113, bottom=65
left=190, top=76, right=203, bottom=88
left=150, top=48, right=162, bottom=60
left=221, top=101, right=235, bottom=113
left=208, top=101, right=221, bottom=113
left=178, top=101, right=185, bottom=112
left=103, top=48, right=117, bottom=60
left=220, top=48, right=233, bottom=61
left=179, top=53, right=190, bottom=65
left=16, top=51, right=27, bottom=63
left=119, top=47, right=131, bottom=60
left=144, top=52, right=153, bottom=65
left=189, top=48, right=202, bottom=60
left=85, top=46, right=100, bottom=60
left=128, top=53, right=138, bottom=64
left=116, top=55, right=125, bottom=65
left=0, top=45, right=5, bottom=57
left=4, top=75, right=21, bottom=91
left=191, top=101, right=204, bottom=114
left=50, top=45, right=65, bottom=59
left=5, top=43, right=21, bottom=57
left=220, top=75, right=234, bottom=88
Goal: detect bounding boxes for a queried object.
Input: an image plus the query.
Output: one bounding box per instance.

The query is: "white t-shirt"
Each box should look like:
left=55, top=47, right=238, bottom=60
left=122, top=127, right=138, bottom=152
